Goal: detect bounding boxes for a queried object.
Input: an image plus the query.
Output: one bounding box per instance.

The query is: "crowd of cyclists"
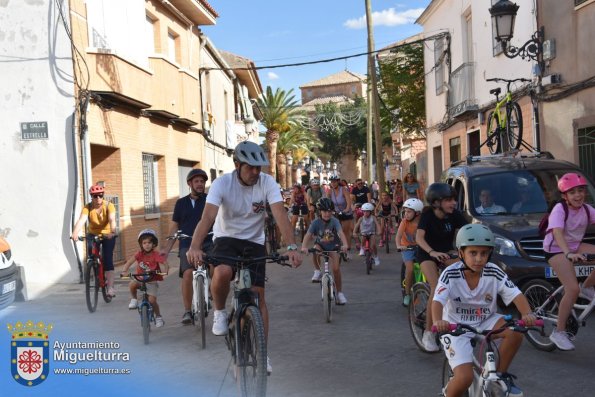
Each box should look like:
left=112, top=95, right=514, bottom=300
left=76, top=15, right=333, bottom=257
left=72, top=140, right=595, bottom=396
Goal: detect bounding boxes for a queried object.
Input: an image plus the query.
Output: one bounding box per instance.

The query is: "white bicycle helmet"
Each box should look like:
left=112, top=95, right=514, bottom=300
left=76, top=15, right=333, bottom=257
left=403, top=198, right=424, bottom=213
left=233, top=141, right=269, bottom=166
left=137, top=229, right=158, bottom=246
left=362, top=203, right=375, bottom=211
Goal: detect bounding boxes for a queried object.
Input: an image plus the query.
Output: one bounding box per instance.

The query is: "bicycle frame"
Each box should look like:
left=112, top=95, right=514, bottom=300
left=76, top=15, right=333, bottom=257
left=491, top=91, right=512, bottom=131
left=536, top=283, right=595, bottom=329
left=88, top=237, right=106, bottom=288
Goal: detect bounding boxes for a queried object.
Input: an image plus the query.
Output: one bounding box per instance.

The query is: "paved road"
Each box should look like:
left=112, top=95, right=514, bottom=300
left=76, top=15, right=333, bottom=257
left=1, top=247, right=593, bottom=396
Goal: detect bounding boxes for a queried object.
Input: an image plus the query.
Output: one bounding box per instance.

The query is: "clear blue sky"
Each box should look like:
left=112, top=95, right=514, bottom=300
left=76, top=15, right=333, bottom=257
left=202, top=1, right=430, bottom=103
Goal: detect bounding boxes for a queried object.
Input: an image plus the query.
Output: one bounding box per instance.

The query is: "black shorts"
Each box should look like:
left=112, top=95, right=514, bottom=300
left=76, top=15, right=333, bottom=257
left=336, top=212, right=354, bottom=221
left=292, top=204, right=308, bottom=216
left=544, top=251, right=563, bottom=262
left=210, top=237, right=267, bottom=288
left=178, top=239, right=214, bottom=278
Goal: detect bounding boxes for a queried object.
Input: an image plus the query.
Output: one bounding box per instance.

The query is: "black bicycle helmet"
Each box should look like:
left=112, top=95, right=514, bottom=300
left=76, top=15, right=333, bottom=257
left=425, top=183, right=456, bottom=206
left=316, top=197, right=335, bottom=211
left=233, top=141, right=269, bottom=166
left=186, top=168, right=208, bottom=182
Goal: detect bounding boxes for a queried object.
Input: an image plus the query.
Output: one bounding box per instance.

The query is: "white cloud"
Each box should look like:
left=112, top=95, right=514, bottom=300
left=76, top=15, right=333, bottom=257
left=344, top=7, right=425, bottom=29
left=268, top=72, right=279, bottom=80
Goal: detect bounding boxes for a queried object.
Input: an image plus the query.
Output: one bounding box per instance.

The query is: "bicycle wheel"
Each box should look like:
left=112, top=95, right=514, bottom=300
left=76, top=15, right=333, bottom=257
left=486, top=111, right=502, bottom=155
left=237, top=305, right=267, bottom=397
left=85, top=260, right=99, bottom=313
left=265, top=221, right=276, bottom=255
left=522, top=279, right=558, bottom=351
left=409, top=283, right=433, bottom=353
left=299, top=218, right=305, bottom=243
left=365, top=251, right=372, bottom=275
left=141, top=304, right=150, bottom=345
left=400, top=263, right=407, bottom=305
left=505, top=102, right=523, bottom=150
left=194, top=275, right=207, bottom=349
left=101, top=267, right=112, bottom=304
left=321, top=274, right=333, bottom=323
left=384, top=221, right=390, bottom=254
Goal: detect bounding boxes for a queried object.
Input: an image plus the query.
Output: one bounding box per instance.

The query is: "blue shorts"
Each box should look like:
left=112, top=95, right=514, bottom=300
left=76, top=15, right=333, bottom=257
left=401, top=248, right=416, bottom=262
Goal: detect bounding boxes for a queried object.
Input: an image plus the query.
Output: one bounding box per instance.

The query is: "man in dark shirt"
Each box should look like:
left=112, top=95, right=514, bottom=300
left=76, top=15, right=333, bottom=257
left=162, top=168, right=212, bottom=324
left=351, top=179, right=372, bottom=220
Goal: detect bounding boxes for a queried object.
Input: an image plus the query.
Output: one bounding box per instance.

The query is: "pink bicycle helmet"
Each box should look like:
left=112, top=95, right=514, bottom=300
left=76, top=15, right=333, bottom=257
left=89, top=184, right=104, bottom=194
left=558, top=173, right=587, bottom=193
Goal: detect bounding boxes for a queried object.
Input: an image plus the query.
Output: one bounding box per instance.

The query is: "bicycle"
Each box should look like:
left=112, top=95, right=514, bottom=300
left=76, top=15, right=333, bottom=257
left=378, top=214, right=393, bottom=254
left=308, top=247, right=341, bottom=323
left=409, top=251, right=459, bottom=353
left=360, top=233, right=375, bottom=275
left=75, top=235, right=116, bottom=313
left=521, top=253, right=595, bottom=351
left=121, top=269, right=166, bottom=345
left=484, top=77, right=530, bottom=154
left=398, top=246, right=425, bottom=307
left=203, top=253, right=290, bottom=397
left=436, top=316, right=543, bottom=397
left=264, top=211, right=279, bottom=255
left=295, top=211, right=307, bottom=243
left=167, top=230, right=212, bottom=349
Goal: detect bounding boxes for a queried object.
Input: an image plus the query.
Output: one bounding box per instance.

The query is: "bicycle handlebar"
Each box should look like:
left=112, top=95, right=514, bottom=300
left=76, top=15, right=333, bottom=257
left=307, top=247, right=341, bottom=255
left=167, top=230, right=192, bottom=240
left=203, top=253, right=291, bottom=267
left=73, top=234, right=117, bottom=242
left=431, top=318, right=544, bottom=336
left=579, top=253, right=595, bottom=262
left=486, top=77, right=531, bottom=83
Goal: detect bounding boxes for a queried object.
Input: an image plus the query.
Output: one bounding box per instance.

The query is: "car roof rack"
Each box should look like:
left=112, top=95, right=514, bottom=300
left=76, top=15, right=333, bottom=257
left=465, top=150, right=554, bottom=165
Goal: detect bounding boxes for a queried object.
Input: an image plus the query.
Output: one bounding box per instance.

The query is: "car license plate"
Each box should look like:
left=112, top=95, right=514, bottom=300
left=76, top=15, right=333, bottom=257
left=2, top=280, right=16, bottom=294
left=545, top=265, right=595, bottom=279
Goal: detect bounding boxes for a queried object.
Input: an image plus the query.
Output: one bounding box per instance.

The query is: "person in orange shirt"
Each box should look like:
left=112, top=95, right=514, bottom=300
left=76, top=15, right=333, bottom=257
left=71, top=184, right=117, bottom=296
left=395, top=198, right=424, bottom=306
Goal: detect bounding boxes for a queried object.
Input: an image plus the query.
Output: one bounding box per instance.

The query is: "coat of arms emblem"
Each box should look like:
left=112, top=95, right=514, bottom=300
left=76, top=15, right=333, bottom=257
left=7, top=320, right=53, bottom=386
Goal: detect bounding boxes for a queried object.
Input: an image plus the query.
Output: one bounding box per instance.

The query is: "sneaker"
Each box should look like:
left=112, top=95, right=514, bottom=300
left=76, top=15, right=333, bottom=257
left=155, top=316, right=164, bottom=328
left=128, top=298, right=138, bottom=310
left=374, top=256, right=380, bottom=266
left=107, top=287, right=116, bottom=297
left=266, top=356, right=272, bottom=375
left=311, top=270, right=322, bottom=283
left=403, top=295, right=411, bottom=307
left=378, top=240, right=384, bottom=248
left=579, top=283, right=595, bottom=301
left=337, top=292, right=347, bottom=305
left=359, top=248, right=365, bottom=256
left=500, top=372, right=523, bottom=397
left=181, top=311, right=192, bottom=325
left=212, top=310, right=229, bottom=335
left=422, top=331, right=440, bottom=352
left=549, top=329, right=575, bottom=351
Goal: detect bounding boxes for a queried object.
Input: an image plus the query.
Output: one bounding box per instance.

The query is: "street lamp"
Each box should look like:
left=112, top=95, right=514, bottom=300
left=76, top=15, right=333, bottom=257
left=489, top=0, right=542, bottom=61
left=361, top=150, right=367, bottom=162
left=315, top=158, right=323, bottom=177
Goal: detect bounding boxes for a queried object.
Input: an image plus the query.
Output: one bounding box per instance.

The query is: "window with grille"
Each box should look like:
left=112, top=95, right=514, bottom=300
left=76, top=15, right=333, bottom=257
left=578, top=125, right=595, bottom=182
left=450, top=137, right=461, bottom=163
left=142, top=153, right=160, bottom=214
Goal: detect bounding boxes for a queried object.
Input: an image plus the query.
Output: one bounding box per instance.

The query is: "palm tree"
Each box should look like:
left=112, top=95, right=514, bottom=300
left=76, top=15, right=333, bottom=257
left=257, top=86, right=299, bottom=179
left=275, top=126, right=322, bottom=188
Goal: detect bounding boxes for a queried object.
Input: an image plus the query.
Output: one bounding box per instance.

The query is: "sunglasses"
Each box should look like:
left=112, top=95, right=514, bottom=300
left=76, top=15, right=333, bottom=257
left=92, top=194, right=104, bottom=199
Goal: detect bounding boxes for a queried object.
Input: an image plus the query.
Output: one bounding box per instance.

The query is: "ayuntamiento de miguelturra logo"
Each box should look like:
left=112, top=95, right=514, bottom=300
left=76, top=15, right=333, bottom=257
left=7, top=320, right=52, bottom=386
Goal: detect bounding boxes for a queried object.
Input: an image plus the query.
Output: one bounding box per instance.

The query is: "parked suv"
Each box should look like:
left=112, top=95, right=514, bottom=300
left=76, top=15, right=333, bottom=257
left=443, top=152, right=595, bottom=290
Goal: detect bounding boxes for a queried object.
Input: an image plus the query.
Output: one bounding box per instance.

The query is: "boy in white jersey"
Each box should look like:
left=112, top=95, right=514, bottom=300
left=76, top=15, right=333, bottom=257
left=353, top=202, right=381, bottom=266
left=432, top=224, right=536, bottom=397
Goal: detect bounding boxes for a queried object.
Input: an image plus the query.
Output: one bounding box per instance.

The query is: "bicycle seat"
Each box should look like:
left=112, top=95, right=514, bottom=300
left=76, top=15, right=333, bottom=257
left=489, top=87, right=501, bottom=96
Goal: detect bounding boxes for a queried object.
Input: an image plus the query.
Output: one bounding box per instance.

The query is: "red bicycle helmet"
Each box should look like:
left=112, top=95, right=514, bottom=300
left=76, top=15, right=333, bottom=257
left=558, top=173, right=587, bottom=193
left=89, top=184, right=105, bottom=195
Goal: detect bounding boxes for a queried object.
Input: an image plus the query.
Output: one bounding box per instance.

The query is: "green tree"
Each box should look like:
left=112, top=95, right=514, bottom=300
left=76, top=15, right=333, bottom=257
left=377, top=42, right=426, bottom=139
left=275, top=125, right=322, bottom=188
left=256, top=86, right=300, bottom=179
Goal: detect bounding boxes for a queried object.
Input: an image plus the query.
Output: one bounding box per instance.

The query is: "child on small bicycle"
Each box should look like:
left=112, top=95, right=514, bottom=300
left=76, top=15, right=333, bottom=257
left=415, top=183, right=468, bottom=352
left=543, top=172, right=595, bottom=351
left=432, top=224, right=536, bottom=397
left=301, top=198, right=349, bottom=304
left=121, top=229, right=169, bottom=328
left=353, top=203, right=381, bottom=266
left=375, top=191, right=397, bottom=248
left=395, top=198, right=424, bottom=306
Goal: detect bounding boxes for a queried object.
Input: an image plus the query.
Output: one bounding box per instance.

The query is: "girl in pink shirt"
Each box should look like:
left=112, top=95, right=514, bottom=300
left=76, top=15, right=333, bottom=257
left=543, top=173, right=595, bottom=350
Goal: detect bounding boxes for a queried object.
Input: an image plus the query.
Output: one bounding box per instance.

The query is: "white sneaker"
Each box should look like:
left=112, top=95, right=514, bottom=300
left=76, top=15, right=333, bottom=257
left=422, top=331, right=440, bottom=352
left=266, top=356, right=272, bottom=375
left=155, top=316, right=164, bottom=328
left=374, top=256, right=380, bottom=266
left=311, top=270, right=322, bottom=282
left=549, top=330, right=575, bottom=351
left=359, top=248, right=365, bottom=256
left=337, top=292, right=347, bottom=305
left=128, top=298, right=138, bottom=309
left=212, top=310, right=229, bottom=336
left=579, top=283, right=595, bottom=301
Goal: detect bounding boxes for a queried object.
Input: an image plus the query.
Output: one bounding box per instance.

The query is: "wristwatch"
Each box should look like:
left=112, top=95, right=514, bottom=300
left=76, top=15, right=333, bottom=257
left=287, top=244, right=298, bottom=251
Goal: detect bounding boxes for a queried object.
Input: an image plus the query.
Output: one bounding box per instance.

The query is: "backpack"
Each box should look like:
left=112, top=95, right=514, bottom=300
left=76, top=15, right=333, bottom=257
left=538, top=200, right=591, bottom=239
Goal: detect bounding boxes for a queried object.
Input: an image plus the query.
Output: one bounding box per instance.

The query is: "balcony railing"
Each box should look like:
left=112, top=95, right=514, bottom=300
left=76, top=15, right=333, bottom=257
left=448, top=62, right=478, bottom=118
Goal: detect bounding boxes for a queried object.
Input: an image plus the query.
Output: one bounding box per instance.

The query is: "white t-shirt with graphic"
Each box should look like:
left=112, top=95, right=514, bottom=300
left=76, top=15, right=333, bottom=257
left=207, top=170, right=282, bottom=245
left=433, top=262, right=521, bottom=328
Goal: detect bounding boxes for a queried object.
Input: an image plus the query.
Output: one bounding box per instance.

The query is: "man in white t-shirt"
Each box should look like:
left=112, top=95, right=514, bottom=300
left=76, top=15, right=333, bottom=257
left=475, top=189, right=506, bottom=214
left=186, top=141, right=302, bottom=374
